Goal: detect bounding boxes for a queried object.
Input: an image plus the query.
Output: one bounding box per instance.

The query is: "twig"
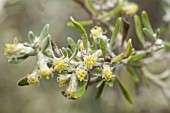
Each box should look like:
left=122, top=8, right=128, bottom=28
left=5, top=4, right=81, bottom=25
left=141, top=67, right=167, bottom=88
left=73, top=0, right=94, bottom=17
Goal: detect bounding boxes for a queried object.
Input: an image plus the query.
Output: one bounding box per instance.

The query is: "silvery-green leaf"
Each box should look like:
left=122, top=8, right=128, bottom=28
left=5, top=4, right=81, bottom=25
left=143, top=28, right=156, bottom=40
left=69, top=47, right=78, bottom=61
left=117, top=78, right=134, bottom=104
left=95, top=81, right=105, bottom=99
left=74, top=81, right=86, bottom=99
left=110, top=17, right=122, bottom=46
left=67, top=20, right=93, bottom=27
left=8, top=55, right=29, bottom=64
left=28, top=31, right=34, bottom=43
left=99, top=38, right=107, bottom=56
left=67, top=37, right=77, bottom=51
left=70, top=17, right=89, bottom=51
left=40, top=24, right=49, bottom=40
left=127, top=51, right=149, bottom=63
left=125, top=38, right=133, bottom=58
left=96, top=80, right=104, bottom=88
left=61, top=47, right=68, bottom=58
left=141, top=11, right=154, bottom=33
left=111, top=53, right=124, bottom=63
left=66, top=48, right=72, bottom=57
left=134, top=15, right=145, bottom=46
left=41, top=36, right=50, bottom=52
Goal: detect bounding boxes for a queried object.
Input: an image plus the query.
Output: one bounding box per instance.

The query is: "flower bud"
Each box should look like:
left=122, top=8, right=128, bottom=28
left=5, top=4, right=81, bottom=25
left=27, top=70, right=40, bottom=84
left=123, top=3, right=138, bottom=15
left=90, top=26, right=103, bottom=39
left=65, top=74, right=77, bottom=98
left=4, top=43, right=35, bottom=58
left=57, top=74, right=71, bottom=87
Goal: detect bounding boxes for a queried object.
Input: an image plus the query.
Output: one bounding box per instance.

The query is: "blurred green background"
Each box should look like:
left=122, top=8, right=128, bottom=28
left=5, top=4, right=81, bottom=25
left=0, top=0, right=170, bottom=113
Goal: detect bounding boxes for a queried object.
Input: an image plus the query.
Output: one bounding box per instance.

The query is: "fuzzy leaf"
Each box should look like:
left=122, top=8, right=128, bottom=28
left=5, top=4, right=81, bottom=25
left=70, top=17, right=89, bottom=50
left=17, top=77, right=29, bottom=86
left=61, top=47, right=68, bottom=57
left=8, top=55, right=29, bottom=64
left=74, top=81, right=86, bottom=99
left=67, top=20, right=93, bottom=27
left=99, top=38, right=107, bottom=56
left=67, top=37, right=77, bottom=51
left=125, top=38, right=133, bottom=58
left=141, top=11, right=153, bottom=33
left=95, top=81, right=105, bottom=99
left=66, top=48, right=72, bottom=57
left=28, top=31, right=34, bottom=43
left=96, top=80, right=104, bottom=88
left=41, top=36, right=50, bottom=52
left=134, top=15, right=145, bottom=46
left=128, top=51, right=149, bottom=63
left=111, top=53, right=124, bottom=63
left=143, top=28, right=156, bottom=40
left=110, top=17, right=122, bottom=46
left=117, top=78, right=134, bottom=104
left=40, top=24, right=49, bottom=40
left=69, top=47, right=78, bottom=61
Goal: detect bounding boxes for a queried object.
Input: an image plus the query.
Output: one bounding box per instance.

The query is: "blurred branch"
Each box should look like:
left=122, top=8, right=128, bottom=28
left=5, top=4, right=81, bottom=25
left=142, top=67, right=167, bottom=88
left=73, top=0, right=94, bottom=17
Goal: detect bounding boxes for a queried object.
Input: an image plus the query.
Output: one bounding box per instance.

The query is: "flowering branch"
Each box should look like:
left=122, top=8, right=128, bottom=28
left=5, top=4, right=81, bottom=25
left=4, top=0, right=170, bottom=104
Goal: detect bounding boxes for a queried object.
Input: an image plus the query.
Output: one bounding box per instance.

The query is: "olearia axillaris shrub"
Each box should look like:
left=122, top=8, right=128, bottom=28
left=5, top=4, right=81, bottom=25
left=4, top=0, right=170, bottom=104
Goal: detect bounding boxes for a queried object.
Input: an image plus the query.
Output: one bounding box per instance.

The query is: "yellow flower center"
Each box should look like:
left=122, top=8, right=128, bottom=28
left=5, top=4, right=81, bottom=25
left=53, top=58, right=67, bottom=73
left=27, top=75, right=39, bottom=84
left=75, top=69, right=87, bottom=81
left=83, top=55, right=97, bottom=69
left=39, top=69, right=52, bottom=79
left=102, top=69, right=113, bottom=81
left=4, top=44, right=15, bottom=54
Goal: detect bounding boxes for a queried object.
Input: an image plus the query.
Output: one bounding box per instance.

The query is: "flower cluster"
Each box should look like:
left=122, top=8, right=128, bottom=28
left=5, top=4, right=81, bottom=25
left=4, top=9, right=169, bottom=102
